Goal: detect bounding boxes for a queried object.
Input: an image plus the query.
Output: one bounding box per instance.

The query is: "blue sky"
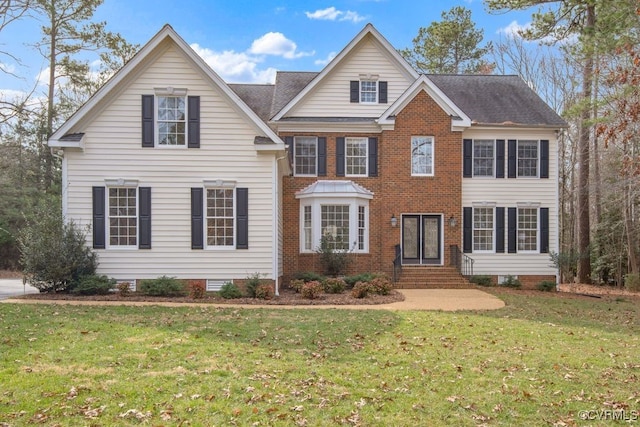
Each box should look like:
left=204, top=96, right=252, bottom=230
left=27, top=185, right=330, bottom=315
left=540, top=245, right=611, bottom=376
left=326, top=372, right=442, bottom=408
left=0, top=0, right=535, bottom=98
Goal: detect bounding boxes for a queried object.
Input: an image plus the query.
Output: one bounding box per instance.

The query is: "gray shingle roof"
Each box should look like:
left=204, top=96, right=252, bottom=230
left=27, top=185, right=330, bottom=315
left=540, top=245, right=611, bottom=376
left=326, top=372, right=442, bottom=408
left=427, top=74, right=566, bottom=127
left=270, top=71, right=318, bottom=119
left=228, top=84, right=275, bottom=122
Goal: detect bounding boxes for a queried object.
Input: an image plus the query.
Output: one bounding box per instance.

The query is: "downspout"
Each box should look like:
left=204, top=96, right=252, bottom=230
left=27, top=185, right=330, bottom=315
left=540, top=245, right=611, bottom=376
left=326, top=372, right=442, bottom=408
left=273, top=154, right=287, bottom=296
left=50, top=148, right=67, bottom=218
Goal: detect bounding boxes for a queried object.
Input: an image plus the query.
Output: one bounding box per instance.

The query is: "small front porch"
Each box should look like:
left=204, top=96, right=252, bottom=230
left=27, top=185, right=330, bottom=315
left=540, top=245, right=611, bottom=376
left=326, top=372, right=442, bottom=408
left=393, top=244, right=475, bottom=289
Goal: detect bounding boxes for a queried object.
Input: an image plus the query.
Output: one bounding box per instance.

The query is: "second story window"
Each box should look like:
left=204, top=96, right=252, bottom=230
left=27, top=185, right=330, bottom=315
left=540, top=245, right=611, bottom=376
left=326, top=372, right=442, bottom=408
left=360, top=80, right=377, bottom=103
left=518, top=140, right=538, bottom=177
left=345, top=137, right=368, bottom=176
left=157, top=96, right=186, bottom=146
left=411, top=136, right=434, bottom=176
left=473, top=140, right=494, bottom=177
left=294, top=136, right=318, bottom=176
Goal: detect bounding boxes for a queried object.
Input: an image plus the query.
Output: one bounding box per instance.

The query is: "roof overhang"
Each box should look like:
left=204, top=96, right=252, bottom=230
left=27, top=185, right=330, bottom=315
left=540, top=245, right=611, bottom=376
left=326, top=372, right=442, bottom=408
left=378, top=75, right=472, bottom=132
left=295, top=180, right=374, bottom=200
left=49, top=133, right=85, bottom=151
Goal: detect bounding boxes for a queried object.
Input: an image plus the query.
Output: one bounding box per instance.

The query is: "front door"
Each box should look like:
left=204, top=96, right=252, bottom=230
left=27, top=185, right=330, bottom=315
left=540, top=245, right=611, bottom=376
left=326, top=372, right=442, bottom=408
left=401, top=214, right=441, bottom=265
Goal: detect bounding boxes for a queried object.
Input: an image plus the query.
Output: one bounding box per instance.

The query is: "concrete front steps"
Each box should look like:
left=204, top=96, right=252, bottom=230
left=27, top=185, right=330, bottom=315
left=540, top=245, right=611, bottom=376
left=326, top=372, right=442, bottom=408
left=394, top=266, right=474, bottom=289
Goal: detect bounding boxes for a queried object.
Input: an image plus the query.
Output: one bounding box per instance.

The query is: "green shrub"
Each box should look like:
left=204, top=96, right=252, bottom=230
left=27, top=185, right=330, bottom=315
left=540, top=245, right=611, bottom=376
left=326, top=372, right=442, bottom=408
left=294, top=271, right=326, bottom=283
left=188, top=281, right=206, bottom=299
left=470, top=275, right=493, bottom=287
left=18, top=201, right=97, bottom=293
left=537, top=280, right=556, bottom=292
left=219, top=282, right=243, bottom=299
left=255, top=284, right=274, bottom=300
left=323, top=277, right=346, bottom=294
left=301, top=280, right=324, bottom=299
left=344, top=273, right=379, bottom=288
left=117, top=281, right=132, bottom=296
left=369, top=276, right=393, bottom=295
left=71, top=275, right=116, bottom=295
left=500, top=275, right=522, bottom=289
left=624, top=273, right=640, bottom=292
left=316, top=235, right=351, bottom=277
left=351, top=281, right=370, bottom=299
left=289, top=279, right=305, bottom=293
left=245, top=273, right=265, bottom=298
left=139, top=276, right=186, bottom=297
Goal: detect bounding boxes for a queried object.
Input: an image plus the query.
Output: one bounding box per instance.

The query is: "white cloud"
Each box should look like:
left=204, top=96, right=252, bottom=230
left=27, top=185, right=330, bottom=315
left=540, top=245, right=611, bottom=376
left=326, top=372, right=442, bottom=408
left=314, top=51, right=337, bottom=66
left=249, top=32, right=314, bottom=59
left=306, top=7, right=365, bottom=23
left=497, top=20, right=532, bottom=38
left=0, top=62, right=16, bottom=75
left=190, top=43, right=277, bottom=84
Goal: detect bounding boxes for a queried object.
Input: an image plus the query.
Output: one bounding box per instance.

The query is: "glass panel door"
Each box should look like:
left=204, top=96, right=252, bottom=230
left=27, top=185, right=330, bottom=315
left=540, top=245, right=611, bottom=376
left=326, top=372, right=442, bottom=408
left=422, top=216, right=441, bottom=264
left=402, top=215, right=419, bottom=264
left=401, top=214, right=441, bottom=265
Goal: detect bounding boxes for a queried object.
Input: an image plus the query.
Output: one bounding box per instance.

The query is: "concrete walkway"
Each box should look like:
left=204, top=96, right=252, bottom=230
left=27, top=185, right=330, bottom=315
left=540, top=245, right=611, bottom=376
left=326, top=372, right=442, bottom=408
left=1, top=286, right=504, bottom=311
left=0, top=279, right=38, bottom=300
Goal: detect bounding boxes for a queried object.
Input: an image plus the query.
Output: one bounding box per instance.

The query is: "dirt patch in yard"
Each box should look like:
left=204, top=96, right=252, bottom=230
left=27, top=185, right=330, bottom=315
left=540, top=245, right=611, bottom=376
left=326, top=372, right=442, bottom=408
left=15, top=287, right=405, bottom=306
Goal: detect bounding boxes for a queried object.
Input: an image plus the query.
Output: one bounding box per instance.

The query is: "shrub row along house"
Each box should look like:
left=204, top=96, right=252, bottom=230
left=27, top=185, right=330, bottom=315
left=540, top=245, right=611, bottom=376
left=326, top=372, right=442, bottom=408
left=49, top=24, right=566, bottom=294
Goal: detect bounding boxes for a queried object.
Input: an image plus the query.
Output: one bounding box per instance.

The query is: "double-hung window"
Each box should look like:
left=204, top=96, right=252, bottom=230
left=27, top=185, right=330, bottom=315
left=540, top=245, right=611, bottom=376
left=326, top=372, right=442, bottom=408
left=360, top=80, right=377, bottom=103
left=517, top=208, right=538, bottom=251
left=473, top=207, right=494, bottom=252
left=411, top=136, right=434, bottom=176
left=294, top=136, right=317, bottom=176
left=108, top=187, right=138, bottom=247
left=206, top=188, right=235, bottom=247
left=157, top=95, right=186, bottom=146
left=345, top=137, right=368, bottom=176
left=517, top=140, right=538, bottom=177
left=473, top=140, right=494, bottom=177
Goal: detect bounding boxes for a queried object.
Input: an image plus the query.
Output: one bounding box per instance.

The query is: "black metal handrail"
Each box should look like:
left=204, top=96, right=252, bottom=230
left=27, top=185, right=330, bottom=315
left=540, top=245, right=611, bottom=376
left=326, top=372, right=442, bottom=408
left=450, top=245, right=474, bottom=277
left=392, top=244, right=402, bottom=283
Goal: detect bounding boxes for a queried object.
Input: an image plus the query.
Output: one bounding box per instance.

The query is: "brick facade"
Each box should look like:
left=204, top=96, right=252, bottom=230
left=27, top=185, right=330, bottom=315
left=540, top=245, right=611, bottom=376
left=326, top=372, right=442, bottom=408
left=282, top=90, right=462, bottom=283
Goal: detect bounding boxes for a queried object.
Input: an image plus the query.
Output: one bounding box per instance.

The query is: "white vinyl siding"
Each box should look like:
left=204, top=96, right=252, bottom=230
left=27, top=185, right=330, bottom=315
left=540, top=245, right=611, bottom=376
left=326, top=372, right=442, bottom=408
left=462, top=129, right=558, bottom=277
left=63, top=44, right=278, bottom=281
left=288, top=36, right=414, bottom=118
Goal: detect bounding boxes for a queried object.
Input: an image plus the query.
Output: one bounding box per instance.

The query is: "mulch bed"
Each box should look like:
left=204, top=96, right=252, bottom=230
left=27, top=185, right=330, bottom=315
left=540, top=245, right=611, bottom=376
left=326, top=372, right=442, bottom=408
left=15, top=287, right=405, bottom=306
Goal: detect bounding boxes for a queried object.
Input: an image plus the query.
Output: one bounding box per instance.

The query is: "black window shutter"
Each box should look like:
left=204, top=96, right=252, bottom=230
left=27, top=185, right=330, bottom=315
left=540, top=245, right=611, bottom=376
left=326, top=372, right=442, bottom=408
left=540, top=207, right=549, bottom=253
left=336, top=137, right=345, bottom=176
left=350, top=81, right=359, bottom=103
left=463, top=207, right=472, bottom=253
left=187, top=96, right=200, bottom=148
left=191, top=188, right=204, bottom=250
left=92, top=187, right=106, bottom=249
left=285, top=136, right=294, bottom=170
left=141, top=95, right=154, bottom=147
left=139, top=187, right=152, bottom=249
left=496, top=207, right=505, bottom=253
left=496, top=139, right=505, bottom=178
left=508, top=207, right=517, bottom=253
left=368, top=137, right=378, bottom=177
left=236, top=188, right=249, bottom=249
left=540, top=139, right=549, bottom=179
left=317, top=137, right=327, bottom=176
left=463, top=139, right=472, bottom=178
left=508, top=139, right=517, bottom=178
left=378, top=81, right=387, bottom=104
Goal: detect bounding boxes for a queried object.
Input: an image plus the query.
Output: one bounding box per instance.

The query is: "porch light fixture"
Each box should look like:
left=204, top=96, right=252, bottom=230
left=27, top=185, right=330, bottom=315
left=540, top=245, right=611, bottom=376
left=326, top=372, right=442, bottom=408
left=448, top=215, right=457, bottom=227
left=391, top=214, right=397, bottom=227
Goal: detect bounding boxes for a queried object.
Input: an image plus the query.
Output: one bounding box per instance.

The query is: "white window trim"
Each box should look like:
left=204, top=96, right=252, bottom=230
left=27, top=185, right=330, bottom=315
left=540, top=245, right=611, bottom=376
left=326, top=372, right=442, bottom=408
left=345, top=137, right=368, bottom=177
left=472, top=206, right=495, bottom=254
left=472, top=139, right=496, bottom=178
left=359, top=77, right=379, bottom=104
left=411, top=136, right=434, bottom=176
left=105, top=180, right=139, bottom=250
left=154, top=88, right=188, bottom=149
left=293, top=136, right=318, bottom=177
left=204, top=184, right=236, bottom=250
left=517, top=139, right=540, bottom=179
left=299, top=197, right=369, bottom=254
left=517, top=206, right=539, bottom=253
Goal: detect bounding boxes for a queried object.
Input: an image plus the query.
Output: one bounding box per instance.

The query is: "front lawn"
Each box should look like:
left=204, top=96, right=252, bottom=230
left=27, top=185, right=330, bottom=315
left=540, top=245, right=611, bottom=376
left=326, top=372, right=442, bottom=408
left=0, top=292, right=638, bottom=426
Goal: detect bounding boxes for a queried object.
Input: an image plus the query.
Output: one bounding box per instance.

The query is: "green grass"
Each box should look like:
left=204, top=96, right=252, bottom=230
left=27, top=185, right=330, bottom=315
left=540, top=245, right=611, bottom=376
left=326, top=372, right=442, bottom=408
left=0, top=292, right=638, bottom=426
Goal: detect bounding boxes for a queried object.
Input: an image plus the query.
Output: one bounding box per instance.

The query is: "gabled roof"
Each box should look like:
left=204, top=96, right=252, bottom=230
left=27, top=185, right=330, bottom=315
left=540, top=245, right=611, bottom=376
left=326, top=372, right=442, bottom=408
left=228, top=83, right=275, bottom=122
left=271, top=23, right=418, bottom=121
left=427, top=74, right=567, bottom=128
left=49, top=24, right=284, bottom=148
left=378, top=75, right=471, bottom=130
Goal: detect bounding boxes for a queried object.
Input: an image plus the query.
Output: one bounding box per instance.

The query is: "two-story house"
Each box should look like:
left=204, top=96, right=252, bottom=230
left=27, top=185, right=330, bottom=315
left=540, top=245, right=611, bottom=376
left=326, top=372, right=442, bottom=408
left=49, top=23, right=566, bottom=293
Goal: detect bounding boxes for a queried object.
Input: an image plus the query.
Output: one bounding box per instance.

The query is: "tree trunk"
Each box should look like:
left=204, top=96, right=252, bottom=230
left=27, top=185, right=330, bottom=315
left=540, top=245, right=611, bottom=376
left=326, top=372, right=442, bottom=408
left=576, top=4, right=595, bottom=284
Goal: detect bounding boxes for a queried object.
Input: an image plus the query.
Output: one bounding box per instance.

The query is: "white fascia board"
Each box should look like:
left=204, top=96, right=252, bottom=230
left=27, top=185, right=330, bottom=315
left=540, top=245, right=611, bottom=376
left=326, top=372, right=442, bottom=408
left=271, top=23, right=419, bottom=121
